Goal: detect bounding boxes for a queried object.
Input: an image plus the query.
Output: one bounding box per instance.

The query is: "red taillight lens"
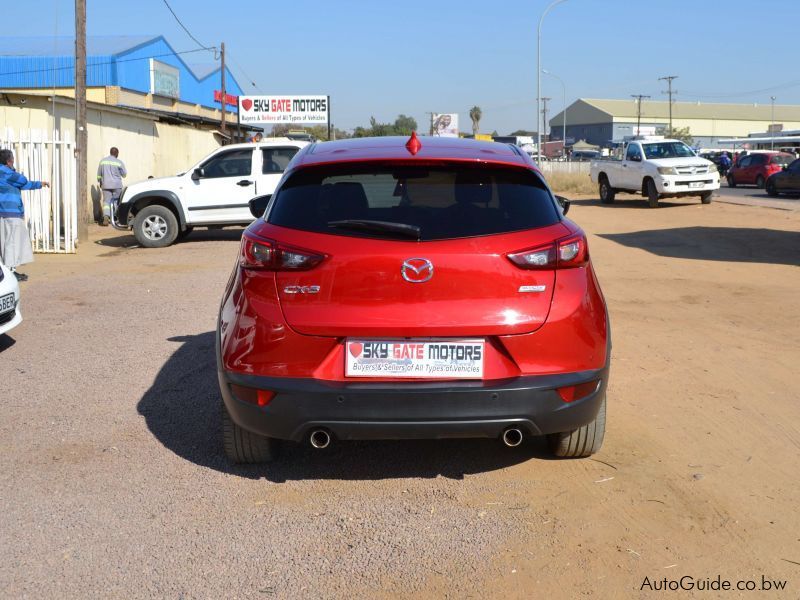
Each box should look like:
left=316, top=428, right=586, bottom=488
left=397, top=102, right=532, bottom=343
left=557, top=380, right=600, bottom=403
left=240, top=233, right=326, bottom=271
left=230, top=384, right=275, bottom=407
left=507, top=233, right=588, bottom=270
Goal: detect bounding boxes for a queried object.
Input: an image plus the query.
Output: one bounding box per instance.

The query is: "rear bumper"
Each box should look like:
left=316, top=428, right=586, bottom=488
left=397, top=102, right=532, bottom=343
left=218, top=364, right=609, bottom=442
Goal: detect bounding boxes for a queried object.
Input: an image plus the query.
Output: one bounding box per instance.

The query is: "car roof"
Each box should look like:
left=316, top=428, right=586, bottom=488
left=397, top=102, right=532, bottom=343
left=217, top=139, right=308, bottom=151
left=294, top=135, right=532, bottom=169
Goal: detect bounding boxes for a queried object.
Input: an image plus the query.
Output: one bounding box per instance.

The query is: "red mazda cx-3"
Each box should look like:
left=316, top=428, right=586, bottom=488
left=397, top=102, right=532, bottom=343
left=217, top=134, right=609, bottom=462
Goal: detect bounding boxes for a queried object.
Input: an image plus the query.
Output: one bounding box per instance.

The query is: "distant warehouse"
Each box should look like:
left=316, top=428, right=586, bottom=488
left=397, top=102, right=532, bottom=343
left=549, top=98, right=800, bottom=149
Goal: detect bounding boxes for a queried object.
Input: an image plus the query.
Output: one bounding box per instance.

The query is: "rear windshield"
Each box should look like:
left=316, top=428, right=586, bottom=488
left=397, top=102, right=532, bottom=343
left=771, top=154, right=793, bottom=165
left=267, top=164, right=560, bottom=241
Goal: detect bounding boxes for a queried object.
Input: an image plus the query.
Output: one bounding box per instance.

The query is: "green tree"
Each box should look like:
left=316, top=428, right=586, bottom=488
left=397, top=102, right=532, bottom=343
left=469, top=106, right=483, bottom=136
left=352, top=115, right=418, bottom=137
left=658, top=126, right=693, bottom=145
left=393, top=114, right=418, bottom=136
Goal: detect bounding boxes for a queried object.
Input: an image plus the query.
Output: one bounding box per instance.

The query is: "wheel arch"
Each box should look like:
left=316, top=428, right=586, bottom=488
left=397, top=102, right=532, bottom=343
left=128, top=190, right=187, bottom=230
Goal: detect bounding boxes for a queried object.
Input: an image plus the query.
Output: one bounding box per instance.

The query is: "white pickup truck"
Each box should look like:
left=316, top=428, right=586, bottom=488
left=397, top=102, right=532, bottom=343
left=589, top=137, right=719, bottom=208
left=114, top=139, right=308, bottom=247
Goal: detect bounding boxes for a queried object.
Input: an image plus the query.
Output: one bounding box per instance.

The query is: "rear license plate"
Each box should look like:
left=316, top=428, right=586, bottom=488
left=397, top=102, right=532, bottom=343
left=345, top=339, right=485, bottom=379
left=0, top=293, right=14, bottom=315
left=689, top=181, right=704, bottom=188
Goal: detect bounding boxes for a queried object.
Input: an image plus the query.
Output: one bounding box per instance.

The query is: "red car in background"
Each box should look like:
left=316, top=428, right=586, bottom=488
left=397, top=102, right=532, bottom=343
left=727, top=152, right=794, bottom=188
left=217, top=135, right=610, bottom=463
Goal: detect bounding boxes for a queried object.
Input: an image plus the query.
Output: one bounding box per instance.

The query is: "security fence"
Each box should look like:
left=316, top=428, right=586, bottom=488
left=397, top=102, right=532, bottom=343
left=0, top=127, right=77, bottom=253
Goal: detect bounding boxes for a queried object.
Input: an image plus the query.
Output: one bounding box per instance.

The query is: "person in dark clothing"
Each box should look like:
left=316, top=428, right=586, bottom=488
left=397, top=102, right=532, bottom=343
left=97, top=147, right=127, bottom=225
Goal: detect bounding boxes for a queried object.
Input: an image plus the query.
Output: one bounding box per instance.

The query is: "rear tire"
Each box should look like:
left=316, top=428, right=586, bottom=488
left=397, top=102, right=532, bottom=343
left=222, top=404, right=277, bottom=464
left=727, top=175, right=736, bottom=188
left=645, top=179, right=660, bottom=208
left=548, top=393, right=606, bottom=458
left=766, top=179, right=779, bottom=197
left=700, top=191, right=713, bottom=204
left=133, top=205, right=179, bottom=248
left=599, top=176, right=616, bottom=204
left=756, top=175, right=765, bottom=189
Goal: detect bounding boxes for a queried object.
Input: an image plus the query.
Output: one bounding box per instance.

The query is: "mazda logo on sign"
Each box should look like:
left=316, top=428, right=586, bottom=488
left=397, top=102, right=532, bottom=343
left=401, top=258, right=434, bottom=283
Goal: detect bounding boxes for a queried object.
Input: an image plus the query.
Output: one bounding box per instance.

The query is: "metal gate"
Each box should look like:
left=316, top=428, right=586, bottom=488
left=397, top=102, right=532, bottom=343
left=0, top=127, right=78, bottom=253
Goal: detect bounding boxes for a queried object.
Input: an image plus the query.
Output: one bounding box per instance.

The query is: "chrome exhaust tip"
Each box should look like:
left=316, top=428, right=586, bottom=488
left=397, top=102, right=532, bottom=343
left=502, top=428, right=523, bottom=448
left=309, top=429, right=331, bottom=449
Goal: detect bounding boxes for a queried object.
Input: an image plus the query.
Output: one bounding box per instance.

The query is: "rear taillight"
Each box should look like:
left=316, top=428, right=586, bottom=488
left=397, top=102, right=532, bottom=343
left=239, top=232, right=326, bottom=271
left=557, top=380, right=600, bottom=403
left=507, top=233, right=588, bottom=270
left=230, top=384, right=275, bottom=407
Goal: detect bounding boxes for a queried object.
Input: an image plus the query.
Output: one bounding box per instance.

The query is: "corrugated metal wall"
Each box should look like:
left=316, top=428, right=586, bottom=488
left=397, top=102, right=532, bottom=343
left=0, top=55, right=114, bottom=88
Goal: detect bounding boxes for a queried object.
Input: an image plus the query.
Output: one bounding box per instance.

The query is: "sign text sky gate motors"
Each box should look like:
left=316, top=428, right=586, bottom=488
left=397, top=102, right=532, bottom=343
left=238, top=95, right=329, bottom=125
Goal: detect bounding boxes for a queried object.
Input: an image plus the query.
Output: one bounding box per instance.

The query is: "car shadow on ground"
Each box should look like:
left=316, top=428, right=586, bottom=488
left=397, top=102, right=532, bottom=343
left=137, top=331, right=552, bottom=482
left=599, top=226, right=800, bottom=266
left=96, top=227, right=245, bottom=249
left=568, top=197, right=695, bottom=209
left=0, top=334, right=16, bottom=352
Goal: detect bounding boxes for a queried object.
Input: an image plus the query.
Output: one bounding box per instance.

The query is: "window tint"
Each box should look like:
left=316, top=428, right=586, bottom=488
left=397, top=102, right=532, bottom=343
left=268, top=165, right=560, bottom=241
left=738, top=156, right=752, bottom=168
left=751, top=154, right=767, bottom=165
left=642, top=142, right=695, bottom=159
left=201, top=149, right=252, bottom=178
left=262, top=147, right=299, bottom=174
left=770, top=154, right=792, bottom=166
left=625, top=144, right=641, bottom=160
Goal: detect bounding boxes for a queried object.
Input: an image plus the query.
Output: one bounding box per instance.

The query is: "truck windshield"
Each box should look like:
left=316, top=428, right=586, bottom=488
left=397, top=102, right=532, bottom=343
left=642, top=142, right=695, bottom=159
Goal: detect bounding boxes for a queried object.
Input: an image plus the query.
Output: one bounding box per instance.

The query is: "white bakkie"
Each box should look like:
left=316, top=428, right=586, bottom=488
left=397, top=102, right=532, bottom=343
left=589, top=136, right=719, bottom=208
left=115, top=139, right=308, bottom=247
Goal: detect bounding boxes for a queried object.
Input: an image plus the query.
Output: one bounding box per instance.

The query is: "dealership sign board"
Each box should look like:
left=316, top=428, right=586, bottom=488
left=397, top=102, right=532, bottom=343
left=150, top=59, right=179, bottom=99
left=238, top=95, right=328, bottom=125
left=432, top=113, right=459, bottom=137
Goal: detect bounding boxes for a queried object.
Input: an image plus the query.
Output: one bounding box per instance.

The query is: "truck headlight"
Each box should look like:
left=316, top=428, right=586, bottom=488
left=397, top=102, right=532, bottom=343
left=657, top=167, right=677, bottom=175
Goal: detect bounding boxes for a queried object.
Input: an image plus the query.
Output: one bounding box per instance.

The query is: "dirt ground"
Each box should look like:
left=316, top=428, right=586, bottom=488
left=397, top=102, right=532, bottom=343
left=1, top=196, right=799, bottom=599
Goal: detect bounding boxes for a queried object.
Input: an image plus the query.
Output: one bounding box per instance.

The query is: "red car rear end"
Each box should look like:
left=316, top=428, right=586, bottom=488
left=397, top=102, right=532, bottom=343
left=217, top=135, right=610, bottom=462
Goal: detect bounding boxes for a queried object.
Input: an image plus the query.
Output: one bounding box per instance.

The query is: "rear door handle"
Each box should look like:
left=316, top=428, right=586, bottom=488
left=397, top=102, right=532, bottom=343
left=237, top=180, right=253, bottom=187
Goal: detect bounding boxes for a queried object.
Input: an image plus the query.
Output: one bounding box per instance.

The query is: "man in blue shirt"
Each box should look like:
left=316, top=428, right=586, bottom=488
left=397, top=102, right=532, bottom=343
left=0, top=149, right=49, bottom=281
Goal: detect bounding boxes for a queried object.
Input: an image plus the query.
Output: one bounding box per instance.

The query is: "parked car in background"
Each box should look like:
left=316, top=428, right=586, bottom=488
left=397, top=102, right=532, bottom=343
left=765, top=158, right=800, bottom=197
left=0, top=263, right=22, bottom=337
left=114, top=139, right=308, bottom=247
left=217, top=135, right=610, bottom=463
left=726, top=151, right=794, bottom=188
left=571, top=150, right=600, bottom=162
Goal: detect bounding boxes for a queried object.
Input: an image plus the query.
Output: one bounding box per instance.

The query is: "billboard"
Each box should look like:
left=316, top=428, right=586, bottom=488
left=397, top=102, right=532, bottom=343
left=432, top=113, right=459, bottom=137
left=150, top=59, right=179, bottom=99
left=238, top=95, right=328, bottom=125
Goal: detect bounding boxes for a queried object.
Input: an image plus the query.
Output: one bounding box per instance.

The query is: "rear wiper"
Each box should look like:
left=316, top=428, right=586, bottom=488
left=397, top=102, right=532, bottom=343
left=327, top=219, right=421, bottom=240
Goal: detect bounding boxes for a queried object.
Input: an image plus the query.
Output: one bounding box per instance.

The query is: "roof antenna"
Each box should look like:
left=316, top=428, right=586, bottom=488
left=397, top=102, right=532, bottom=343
left=405, top=131, right=422, bottom=155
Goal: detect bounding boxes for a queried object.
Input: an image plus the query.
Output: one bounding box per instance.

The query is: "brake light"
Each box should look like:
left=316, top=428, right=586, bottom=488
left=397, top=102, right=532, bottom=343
left=507, top=233, right=588, bottom=269
left=239, top=232, right=326, bottom=271
left=557, top=380, right=600, bottom=403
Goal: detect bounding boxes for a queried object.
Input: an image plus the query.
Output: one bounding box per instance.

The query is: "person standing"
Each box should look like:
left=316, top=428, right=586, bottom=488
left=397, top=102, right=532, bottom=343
left=0, top=149, right=49, bottom=281
left=97, top=147, right=127, bottom=225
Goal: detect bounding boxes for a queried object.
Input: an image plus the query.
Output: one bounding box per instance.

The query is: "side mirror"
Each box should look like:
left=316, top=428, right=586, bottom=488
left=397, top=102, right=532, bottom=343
left=630, top=155, right=642, bottom=162
left=249, top=194, right=272, bottom=218
left=191, top=168, right=204, bottom=181
left=555, top=195, right=571, bottom=215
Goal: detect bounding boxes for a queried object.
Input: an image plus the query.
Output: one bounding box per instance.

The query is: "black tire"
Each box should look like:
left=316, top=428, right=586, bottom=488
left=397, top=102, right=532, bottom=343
left=598, top=176, right=616, bottom=204
left=755, top=175, right=765, bottom=189
left=700, top=191, right=713, bottom=204
left=177, top=226, right=194, bottom=240
left=645, top=179, right=659, bottom=208
left=765, top=179, right=779, bottom=197
left=548, top=393, right=606, bottom=458
left=133, top=205, right=179, bottom=248
left=727, top=175, right=736, bottom=187
left=222, top=404, right=277, bottom=464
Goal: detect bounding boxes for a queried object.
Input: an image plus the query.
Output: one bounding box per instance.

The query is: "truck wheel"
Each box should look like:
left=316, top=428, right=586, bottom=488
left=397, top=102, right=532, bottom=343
left=133, top=205, right=179, bottom=248
left=222, top=404, right=277, bottom=464
left=700, top=191, right=713, bottom=204
left=727, top=174, right=736, bottom=188
left=548, top=393, right=606, bottom=458
left=599, top=176, right=616, bottom=204
left=645, top=179, right=660, bottom=208
left=755, top=175, right=765, bottom=189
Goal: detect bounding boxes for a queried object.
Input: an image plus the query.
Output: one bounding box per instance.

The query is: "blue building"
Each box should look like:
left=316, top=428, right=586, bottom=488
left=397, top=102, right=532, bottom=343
left=0, top=36, right=243, bottom=122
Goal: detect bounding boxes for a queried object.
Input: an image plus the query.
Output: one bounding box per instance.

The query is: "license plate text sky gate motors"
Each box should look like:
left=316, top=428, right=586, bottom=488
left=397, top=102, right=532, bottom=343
left=216, top=133, right=609, bottom=464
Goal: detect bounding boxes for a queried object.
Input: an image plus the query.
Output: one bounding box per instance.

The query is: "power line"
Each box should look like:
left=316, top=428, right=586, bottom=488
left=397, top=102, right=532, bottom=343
left=228, top=55, right=263, bottom=93
left=0, top=47, right=215, bottom=77
left=161, top=0, right=211, bottom=52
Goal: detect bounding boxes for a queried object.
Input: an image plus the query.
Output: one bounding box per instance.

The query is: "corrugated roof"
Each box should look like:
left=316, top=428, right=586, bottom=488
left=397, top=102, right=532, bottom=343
left=186, top=63, right=219, bottom=79
left=0, top=36, right=159, bottom=57
left=580, top=98, right=800, bottom=121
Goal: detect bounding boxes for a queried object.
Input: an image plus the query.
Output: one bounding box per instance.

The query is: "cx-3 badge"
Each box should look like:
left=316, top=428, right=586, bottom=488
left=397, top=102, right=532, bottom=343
left=401, top=258, right=434, bottom=283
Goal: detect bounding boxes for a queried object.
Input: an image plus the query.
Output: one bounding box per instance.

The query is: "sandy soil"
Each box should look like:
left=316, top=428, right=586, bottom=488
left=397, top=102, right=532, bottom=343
left=1, top=197, right=798, bottom=598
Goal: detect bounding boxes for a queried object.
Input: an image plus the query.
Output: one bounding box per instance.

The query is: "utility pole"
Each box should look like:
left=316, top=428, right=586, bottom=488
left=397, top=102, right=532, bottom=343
left=770, top=96, right=776, bottom=151
left=426, top=112, right=435, bottom=136
left=74, top=0, right=88, bottom=243
left=220, top=42, right=227, bottom=139
left=659, top=75, right=678, bottom=135
left=541, top=97, right=551, bottom=145
left=631, top=94, right=650, bottom=136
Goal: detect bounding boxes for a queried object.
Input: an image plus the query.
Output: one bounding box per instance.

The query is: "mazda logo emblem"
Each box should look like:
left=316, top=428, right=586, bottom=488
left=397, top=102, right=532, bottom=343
left=401, top=258, right=434, bottom=283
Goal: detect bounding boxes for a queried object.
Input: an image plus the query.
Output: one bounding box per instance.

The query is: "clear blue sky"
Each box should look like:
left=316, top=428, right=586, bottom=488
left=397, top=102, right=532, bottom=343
left=5, top=0, right=800, bottom=134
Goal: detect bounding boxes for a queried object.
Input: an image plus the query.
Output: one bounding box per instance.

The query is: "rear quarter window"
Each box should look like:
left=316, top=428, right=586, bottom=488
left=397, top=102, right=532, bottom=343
left=268, top=164, right=560, bottom=241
